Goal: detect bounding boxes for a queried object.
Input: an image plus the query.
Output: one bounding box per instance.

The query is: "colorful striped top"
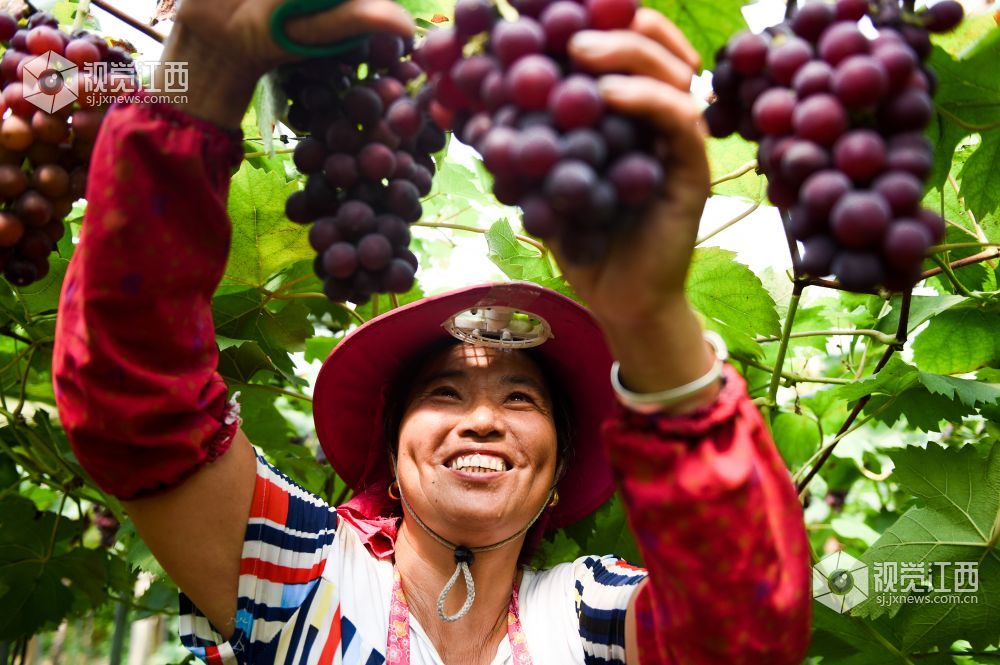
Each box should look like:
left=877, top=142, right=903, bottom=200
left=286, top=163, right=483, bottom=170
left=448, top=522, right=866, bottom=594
left=179, top=448, right=648, bottom=665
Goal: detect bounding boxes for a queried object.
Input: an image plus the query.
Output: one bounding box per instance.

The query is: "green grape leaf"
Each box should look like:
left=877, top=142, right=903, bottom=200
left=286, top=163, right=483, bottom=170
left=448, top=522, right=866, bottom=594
left=485, top=218, right=555, bottom=284
left=912, top=306, right=1000, bottom=375
left=233, top=386, right=294, bottom=447
left=642, top=0, right=746, bottom=70
left=225, top=163, right=311, bottom=287
left=874, top=294, right=965, bottom=336
left=305, top=336, right=340, bottom=363
left=853, top=444, right=1000, bottom=651
left=770, top=411, right=820, bottom=468
left=959, top=132, right=1000, bottom=222
left=687, top=247, right=780, bottom=358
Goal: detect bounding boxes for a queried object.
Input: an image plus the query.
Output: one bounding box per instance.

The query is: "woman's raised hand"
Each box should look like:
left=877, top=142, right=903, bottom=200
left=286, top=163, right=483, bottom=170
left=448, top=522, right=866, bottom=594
left=161, top=0, right=414, bottom=128
left=551, top=9, right=709, bottom=330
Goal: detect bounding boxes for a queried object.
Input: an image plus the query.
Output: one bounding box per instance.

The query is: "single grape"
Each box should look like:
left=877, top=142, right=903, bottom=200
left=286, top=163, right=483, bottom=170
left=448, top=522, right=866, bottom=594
left=410, top=165, right=434, bottom=196
left=549, top=75, right=603, bottom=130
left=358, top=143, right=397, bottom=182
left=452, top=55, right=498, bottom=100
left=872, top=43, right=916, bottom=92
left=28, top=12, right=59, bottom=29
left=417, top=124, right=447, bottom=153
left=793, top=60, right=834, bottom=98
left=5, top=257, right=38, bottom=286
left=455, top=0, right=496, bottom=39
left=387, top=98, right=424, bottom=138
left=832, top=251, right=884, bottom=291
left=799, top=235, right=837, bottom=276
left=480, top=126, right=519, bottom=177
left=323, top=242, right=359, bottom=279
left=4, top=84, right=36, bottom=118
left=285, top=190, right=313, bottom=224
left=491, top=18, right=545, bottom=66
left=587, top=179, right=618, bottom=227
left=767, top=176, right=798, bottom=209
left=711, top=61, right=740, bottom=100
left=513, top=125, right=562, bottom=179
left=9, top=29, right=26, bottom=51
left=830, top=191, right=891, bottom=248
left=704, top=102, right=740, bottom=139
left=545, top=160, right=598, bottom=213
left=727, top=31, right=769, bottom=76
left=878, top=89, right=932, bottom=133
left=65, top=38, right=101, bottom=67
left=791, top=3, right=835, bottom=42
left=0, top=116, right=33, bottom=152
left=897, top=24, right=931, bottom=61
left=752, top=87, right=796, bottom=136
left=506, top=54, right=560, bottom=111
left=370, top=76, right=405, bottom=108
left=386, top=179, right=422, bottom=222
left=872, top=171, right=922, bottom=216
left=780, top=140, right=830, bottom=186
left=833, top=129, right=886, bottom=184
left=0, top=51, right=27, bottom=85
left=562, top=129, right=607, bottom=168
left=294, top=137, right=327, bottom=175
left=32, top=164, right=70, bottom=199
left=800, top=170, right=852, bottom=220
left=0, top=165, right=27, bottom=199
left=26, top=26, right=64, bottom=56
left=832, top=55, right=887, bottom=109
left=512, top=0, right=553, bottom=18
left=787, top=206, right=825, bottom=240
left=792, top=93, right=847, bottom=146
left=31, top=111, right=70, bottom=145
left=420, top=28, right=463, bottom=74
left=16, top=191, right=52, bottom=228
left=480, top=70, right=508, bottom=111
left=608, top=153, right=663, bottom=206
left=305, top=176, right=340, bottom=216
left=738, top=76, right=772, bottom=108
left=767, top=37, right=813, bottom=86
left=882, top=220, right=931, bottom=271
left=586, top=0, right=636, bottom=30
left=382, top=258, right=416, bottom=292
left=922, top=0, right=963, bottom=33
left=492, top=175, right=527, bottom=205
left=520, top=196, right=560, bottom=238
left=915, top=209, right=945, bottom=244
left=0, top=213, right=24, bottom=247
left=309, top=218, right=343, bottom=253
left=357, top=233, right=394, bottom=271
left=323, top=153, right=358, bottom=190
left=392, top=151, right=417, bottom=181
left=540, top=2, right=589, bottom=54
left=368, top=33, right=404, bottom=70
left=376, top=214, right=411, bottom=249
left=458, top=112, right=492, bottom=146
left=390, top=60, right=423, bottom=84
left=818, top=22, right=869, bottom=66
left=0, top=13, right=16, bottom=42
left=835, top=0, right=869, bottom=21
left=344, top=86, right=384, bottom=127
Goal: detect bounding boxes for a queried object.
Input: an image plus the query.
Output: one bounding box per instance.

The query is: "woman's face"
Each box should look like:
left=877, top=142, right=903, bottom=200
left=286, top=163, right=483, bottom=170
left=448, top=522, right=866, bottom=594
left=395, top=343, right=558, bottom=546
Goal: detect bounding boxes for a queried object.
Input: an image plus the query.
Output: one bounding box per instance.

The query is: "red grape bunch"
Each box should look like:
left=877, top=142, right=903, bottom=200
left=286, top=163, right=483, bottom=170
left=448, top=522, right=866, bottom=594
left=705, top=0, right=963, bottom=292
left=279, top=34, right=439, bottom=305
left=418, top=0, right=664, bottom=263
left=0, top=10, right=126, bottom=286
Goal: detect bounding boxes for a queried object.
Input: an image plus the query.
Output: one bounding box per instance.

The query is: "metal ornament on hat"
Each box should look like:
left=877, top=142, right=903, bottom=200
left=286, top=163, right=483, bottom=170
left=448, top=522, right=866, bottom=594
left=386, top=303, right=558, bottom=623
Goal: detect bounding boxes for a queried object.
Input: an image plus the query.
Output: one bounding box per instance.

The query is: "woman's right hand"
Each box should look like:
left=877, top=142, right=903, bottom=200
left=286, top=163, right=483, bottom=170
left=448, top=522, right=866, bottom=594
left=160, top=0, right=415, bottom=129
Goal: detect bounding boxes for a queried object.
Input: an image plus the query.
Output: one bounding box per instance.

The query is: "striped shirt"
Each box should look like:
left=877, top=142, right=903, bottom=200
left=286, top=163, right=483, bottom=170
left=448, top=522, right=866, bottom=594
left=179, top=448, right=647, bottom=664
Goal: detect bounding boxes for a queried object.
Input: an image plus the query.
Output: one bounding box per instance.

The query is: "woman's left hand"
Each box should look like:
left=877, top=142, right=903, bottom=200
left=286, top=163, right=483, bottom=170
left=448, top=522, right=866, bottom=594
left=552, top=9, right=709, bottom=329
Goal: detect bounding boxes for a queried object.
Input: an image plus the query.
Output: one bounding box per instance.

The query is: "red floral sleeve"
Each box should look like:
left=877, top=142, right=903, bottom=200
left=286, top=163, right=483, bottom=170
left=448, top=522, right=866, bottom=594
left=603, top=365, right=812, bottom=664
left=52, top=95, right=244, bottom=500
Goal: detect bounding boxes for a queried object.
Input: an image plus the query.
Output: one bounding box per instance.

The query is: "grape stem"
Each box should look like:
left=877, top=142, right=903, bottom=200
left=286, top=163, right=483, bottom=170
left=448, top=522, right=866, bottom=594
left=921, top=248, right=1000, bottom=279
left=754, top=328, right=901, bottom=346
left=388, top=293, right=400, bottom=310
left=929, top=255, right=984, bottom=300
left=765, top=282, right=804, bottom=407
left=89, top=0, right=167, bottom=43
left=709, top=160, right=759, bottom=188
left=780, top=209, right=802, bottom=275
left=935, top=105, right=1000, bottom=132
left=695, top=201, right=760, bottom=245
left=784, top=0, right=797, bottom=20
left=244, top=147, right=296, bottom=160
left=928, top=242, right=1000, bottom=254
left=72, top=0, right=92, bottom=33
left=803, top=276, right=880, bottom=295
left=795, top=291, right=912, bottom=494
left=415, top=221, right=548, bottom=254
left=736, top=356, right=853, bottom=387
left=229, top=381, right=313, bottom=403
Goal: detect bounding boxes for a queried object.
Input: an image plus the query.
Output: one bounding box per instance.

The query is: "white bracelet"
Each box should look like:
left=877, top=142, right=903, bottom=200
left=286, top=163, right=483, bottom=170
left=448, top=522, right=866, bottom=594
left=610, top=330, right=728, bottom=414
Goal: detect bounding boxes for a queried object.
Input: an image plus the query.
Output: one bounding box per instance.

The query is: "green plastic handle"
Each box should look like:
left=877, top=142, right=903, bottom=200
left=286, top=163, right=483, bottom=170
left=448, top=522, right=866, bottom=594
left=269, top=0, right=369, bottom=58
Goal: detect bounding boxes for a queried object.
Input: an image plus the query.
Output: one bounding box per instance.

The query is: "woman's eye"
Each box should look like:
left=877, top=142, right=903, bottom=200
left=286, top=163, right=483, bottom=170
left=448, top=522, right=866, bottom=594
left=507, top=392, right=534, bottom=403
left=430, top=386, right=459, bottom=398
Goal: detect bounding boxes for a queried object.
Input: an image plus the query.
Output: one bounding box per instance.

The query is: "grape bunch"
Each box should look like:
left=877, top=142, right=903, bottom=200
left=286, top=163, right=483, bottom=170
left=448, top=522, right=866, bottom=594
left=418, top=0, right=663, bottom=263
left=0, top=10, right=127, bottom=286
left=705, top=0, right=963, bottom=292
left=279, top=34, right=439, bottom=305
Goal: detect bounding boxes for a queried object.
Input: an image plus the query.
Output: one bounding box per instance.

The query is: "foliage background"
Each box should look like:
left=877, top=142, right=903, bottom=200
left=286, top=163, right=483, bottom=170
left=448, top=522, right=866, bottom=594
left=0, top=0, right=997, bottom=662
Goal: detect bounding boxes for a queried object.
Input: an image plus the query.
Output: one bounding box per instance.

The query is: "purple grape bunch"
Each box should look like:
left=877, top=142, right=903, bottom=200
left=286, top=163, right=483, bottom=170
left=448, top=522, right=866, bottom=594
left=705, top=0, right=963, bottom=292
left=418, top=0, right=666, bottom=263
left=280, top=33, right=441, bottom=305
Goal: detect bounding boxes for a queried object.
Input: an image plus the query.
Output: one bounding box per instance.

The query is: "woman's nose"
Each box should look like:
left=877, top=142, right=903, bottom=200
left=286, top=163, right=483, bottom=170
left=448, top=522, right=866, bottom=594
left=458, top=400, right=504, bottom=439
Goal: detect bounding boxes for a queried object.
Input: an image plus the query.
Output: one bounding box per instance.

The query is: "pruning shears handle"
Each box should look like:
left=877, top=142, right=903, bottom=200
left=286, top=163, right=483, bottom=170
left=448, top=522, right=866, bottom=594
left=269, top=0, right=369, bottom=58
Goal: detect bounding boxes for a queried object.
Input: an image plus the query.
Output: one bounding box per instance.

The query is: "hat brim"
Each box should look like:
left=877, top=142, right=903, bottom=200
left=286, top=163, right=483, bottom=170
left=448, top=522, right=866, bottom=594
left=313, top=281, right=617, bottom=529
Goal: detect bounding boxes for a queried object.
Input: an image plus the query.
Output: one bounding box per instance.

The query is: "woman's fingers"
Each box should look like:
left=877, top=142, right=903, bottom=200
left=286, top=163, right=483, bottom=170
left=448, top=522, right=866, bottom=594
left=283, top=0, right=414, bottom=48
left=568, top=28, right=695, bottom=90
left=598, top=74, right=709, bottom=185
left=630, top=8, right=701, bottom=71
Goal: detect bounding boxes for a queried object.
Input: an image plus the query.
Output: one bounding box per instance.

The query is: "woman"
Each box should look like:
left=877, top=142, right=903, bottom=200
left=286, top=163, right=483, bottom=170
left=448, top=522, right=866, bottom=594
left=51, top=0, right=812, bottom=663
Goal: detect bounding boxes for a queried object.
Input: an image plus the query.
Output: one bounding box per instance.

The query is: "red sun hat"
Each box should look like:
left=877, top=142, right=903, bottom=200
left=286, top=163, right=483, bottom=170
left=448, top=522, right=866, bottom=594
left=313, top=281, right=618, bottom=529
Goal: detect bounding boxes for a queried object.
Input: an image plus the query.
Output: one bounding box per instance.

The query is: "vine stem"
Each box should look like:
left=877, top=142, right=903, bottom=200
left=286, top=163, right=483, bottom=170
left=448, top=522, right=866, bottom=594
left=709, top=160, right=758, bottom=187
left=766, top=282, right=804, bottom=407
left=695, top=201, right=760, bottom=245
left=795, top=291, right=912, bottom=494
left=11, top=345, right=38, bottom=420
left=414, top=221, right=548, bottom=254
left=244, top=147, right=296, bottom=160
left=72, top=0, right=91, bottom=33
left=89, top=0, right=166, bottom=43
left=736, top=356, right=853, bottom=386
left=754, top=328, right=900, bottom=346
left=780, top=208, right=802, bottom=274
left=930, top=255, right=981, bottom=300
left=921, top=248, right=1000, bottom=279
left=934, top=104, right=1000, bottom=132
left=230, top=381, right=312, bottom=403
left=928, top=242, right=1000, bottom=253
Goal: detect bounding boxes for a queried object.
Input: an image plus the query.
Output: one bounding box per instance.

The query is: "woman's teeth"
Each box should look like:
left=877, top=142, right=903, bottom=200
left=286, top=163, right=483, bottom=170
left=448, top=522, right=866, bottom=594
left=449, top=453, right=508, bottom=472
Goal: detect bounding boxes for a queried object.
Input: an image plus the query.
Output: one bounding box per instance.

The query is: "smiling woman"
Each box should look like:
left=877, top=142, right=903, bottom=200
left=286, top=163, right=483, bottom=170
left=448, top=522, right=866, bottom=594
left=49, top=0, right=813, bottom=663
